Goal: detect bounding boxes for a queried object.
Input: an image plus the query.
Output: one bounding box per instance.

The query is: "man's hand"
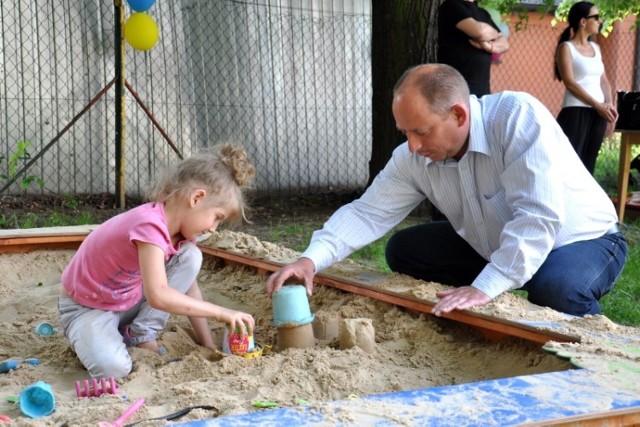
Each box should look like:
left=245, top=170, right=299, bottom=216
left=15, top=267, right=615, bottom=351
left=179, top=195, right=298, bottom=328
left=265, top=257, right=316, bottom=296
left=431, top=286, right=491, bottom=316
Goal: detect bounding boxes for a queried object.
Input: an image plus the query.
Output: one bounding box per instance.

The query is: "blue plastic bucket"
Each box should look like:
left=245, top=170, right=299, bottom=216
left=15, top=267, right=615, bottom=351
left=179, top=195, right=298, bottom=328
left=272, top=285, right=314, bottom=327
left=19, top=381, right=55, bottom=418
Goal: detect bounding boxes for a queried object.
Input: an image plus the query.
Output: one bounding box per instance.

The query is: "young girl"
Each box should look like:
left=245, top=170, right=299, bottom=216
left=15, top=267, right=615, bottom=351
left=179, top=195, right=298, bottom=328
left=58, top=143, right=256, bottom=379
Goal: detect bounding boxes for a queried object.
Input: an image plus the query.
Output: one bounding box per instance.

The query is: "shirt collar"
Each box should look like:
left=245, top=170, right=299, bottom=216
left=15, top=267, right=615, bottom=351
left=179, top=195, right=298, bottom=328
left=468, top=95, right=491, bottom=156
left=423, top=95, right=490, bottom=166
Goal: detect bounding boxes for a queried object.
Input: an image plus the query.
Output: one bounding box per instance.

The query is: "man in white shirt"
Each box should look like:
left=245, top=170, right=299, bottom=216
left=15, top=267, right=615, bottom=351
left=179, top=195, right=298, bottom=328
left=265, top=64, right=627, bottom=317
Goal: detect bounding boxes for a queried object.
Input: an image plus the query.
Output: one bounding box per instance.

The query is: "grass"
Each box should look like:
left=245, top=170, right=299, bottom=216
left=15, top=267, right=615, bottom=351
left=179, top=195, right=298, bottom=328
left=0, top=210, right=98, bottom=229
left=600, top=225, right=640, bottom=326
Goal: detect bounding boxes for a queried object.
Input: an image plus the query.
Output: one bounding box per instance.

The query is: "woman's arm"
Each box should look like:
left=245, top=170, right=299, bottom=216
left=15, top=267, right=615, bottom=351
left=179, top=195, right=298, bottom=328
left=469, top=34, right=509, bottom=54
left=456, top=18, right=500, bottom=41
left=600, top=71, right=618, bottom=136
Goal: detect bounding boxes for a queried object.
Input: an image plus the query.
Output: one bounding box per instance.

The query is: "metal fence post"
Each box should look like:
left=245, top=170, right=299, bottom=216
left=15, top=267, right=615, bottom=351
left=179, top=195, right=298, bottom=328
left=114, top=0, right=126, bottom=209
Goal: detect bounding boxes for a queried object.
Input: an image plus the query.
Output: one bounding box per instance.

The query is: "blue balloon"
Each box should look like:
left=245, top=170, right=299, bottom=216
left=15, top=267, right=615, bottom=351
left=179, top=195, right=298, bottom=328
left=127, top=0, right=155, bottom=12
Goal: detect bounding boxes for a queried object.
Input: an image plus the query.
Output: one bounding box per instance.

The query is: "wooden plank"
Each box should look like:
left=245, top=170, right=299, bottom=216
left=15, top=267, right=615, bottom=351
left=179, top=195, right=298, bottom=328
left=0, top=225, right=97, bottom=238
left=520, top=405, right=640, bottom=426
left=0, top=235, right=86, bottom=253
left=0, top=226, right=95, bottom=253
left=199, top=246, right=581, bottom=345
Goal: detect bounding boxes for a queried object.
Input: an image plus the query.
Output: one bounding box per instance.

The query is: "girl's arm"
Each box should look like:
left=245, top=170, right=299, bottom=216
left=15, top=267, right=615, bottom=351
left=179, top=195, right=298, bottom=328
left=185, top=281, right=216, bottom=349
left=137, top=242, right=255, bottom=335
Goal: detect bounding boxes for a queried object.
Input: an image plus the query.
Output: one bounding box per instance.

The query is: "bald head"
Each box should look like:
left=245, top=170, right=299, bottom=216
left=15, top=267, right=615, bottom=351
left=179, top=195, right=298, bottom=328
left=394, top=64, right=470, bottom=117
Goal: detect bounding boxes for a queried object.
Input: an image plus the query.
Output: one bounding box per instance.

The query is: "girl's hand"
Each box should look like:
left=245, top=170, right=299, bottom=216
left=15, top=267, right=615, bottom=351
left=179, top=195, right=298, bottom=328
left=218, top=308, right=255, bottom=336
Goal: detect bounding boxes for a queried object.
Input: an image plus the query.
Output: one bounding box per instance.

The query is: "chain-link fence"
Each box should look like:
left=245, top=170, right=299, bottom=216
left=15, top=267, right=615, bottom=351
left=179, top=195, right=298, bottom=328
left=0, top=1, right=638, bottom=199
left=0, top=0, right=372, bottom=198
left=492, top=11, right=640, bottom=193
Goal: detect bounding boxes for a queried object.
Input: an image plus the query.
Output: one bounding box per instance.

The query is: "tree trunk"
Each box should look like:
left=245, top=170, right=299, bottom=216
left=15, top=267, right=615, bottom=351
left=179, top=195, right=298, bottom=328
left=369, top=0, right=441, bottom=186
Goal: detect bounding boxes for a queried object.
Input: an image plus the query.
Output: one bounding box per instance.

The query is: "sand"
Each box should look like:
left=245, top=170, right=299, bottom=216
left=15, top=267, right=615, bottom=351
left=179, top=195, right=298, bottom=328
left=0, top=230, right=639, bottom=426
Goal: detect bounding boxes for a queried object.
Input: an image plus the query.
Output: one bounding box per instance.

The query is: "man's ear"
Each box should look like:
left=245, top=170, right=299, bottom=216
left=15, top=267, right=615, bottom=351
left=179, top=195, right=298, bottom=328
left=451, top=104, right=468, bottom=127
left=190, top=189, right=207, bottom=207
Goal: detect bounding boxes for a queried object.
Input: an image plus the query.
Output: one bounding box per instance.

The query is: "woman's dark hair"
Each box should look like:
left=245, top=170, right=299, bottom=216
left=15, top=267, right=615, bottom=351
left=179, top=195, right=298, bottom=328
left=554, top=1, right=595, bottom=81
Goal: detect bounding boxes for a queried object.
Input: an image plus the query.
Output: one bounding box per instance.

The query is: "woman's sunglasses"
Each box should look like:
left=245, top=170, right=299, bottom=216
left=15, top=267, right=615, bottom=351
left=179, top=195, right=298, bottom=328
left=586, top=14, right=600, bottom=21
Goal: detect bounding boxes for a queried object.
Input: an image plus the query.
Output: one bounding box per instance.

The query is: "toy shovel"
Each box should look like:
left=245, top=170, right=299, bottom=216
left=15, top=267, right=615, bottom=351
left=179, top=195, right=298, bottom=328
left=99, top=398, right=145, bottom=427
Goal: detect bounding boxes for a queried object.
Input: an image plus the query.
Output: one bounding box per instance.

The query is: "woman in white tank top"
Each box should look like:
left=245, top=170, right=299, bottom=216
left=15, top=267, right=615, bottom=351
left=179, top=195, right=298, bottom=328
left=554, top=1, right=617, bottom=175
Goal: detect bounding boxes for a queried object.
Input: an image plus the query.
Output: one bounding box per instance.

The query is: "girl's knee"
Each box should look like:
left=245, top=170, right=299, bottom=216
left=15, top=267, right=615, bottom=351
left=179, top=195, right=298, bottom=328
left=167, top=243, right=203, bottom=292
left=87, top=353, right=132, bottom=379
left=181, top=242, right=203, bottom=266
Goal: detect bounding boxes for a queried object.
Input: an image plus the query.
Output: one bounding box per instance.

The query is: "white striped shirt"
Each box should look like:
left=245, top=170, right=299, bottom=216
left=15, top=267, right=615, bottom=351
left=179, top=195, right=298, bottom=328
left=302, top=91, right=618, bottom=298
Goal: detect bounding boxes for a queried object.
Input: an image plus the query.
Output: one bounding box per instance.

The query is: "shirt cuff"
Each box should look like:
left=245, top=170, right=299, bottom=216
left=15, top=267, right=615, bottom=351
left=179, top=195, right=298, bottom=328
left=300, top=242, right=332, bottom=273
left=471, top=263, right=520, bottom=299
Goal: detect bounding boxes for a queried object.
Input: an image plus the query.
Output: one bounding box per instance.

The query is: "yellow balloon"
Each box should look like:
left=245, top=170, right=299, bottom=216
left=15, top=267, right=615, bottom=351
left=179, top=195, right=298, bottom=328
left=125, top=12, right=159, bottom=51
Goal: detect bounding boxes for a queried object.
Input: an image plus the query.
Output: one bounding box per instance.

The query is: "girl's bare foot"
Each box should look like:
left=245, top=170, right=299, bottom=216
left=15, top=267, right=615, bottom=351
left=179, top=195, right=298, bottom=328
left=136, top=340, right=161, bottom=352
left=122, top=325, right=167, bottom=355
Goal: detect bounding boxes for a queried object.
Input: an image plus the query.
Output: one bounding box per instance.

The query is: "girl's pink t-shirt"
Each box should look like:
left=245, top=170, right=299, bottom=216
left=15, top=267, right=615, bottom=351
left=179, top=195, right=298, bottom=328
left=61, top=202, right=185, bottom=311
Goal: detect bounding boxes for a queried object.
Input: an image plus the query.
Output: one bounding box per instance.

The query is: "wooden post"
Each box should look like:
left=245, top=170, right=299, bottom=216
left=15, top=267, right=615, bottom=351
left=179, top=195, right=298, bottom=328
left=114, top=0, right=126, bottom=209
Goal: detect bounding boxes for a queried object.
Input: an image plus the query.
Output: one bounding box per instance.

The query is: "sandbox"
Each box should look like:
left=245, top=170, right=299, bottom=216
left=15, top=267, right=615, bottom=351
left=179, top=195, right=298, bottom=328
left=0, top=227, right=638, bottom=426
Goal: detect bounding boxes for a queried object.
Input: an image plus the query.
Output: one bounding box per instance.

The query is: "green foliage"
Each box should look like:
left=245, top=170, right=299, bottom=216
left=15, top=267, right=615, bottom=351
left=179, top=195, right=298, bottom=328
left=485, top=0, right=639, bottom=33
left=482, top=0, right=532, bottom=31
left=594, top=135, right=640, bottom=196
left=61, top=193, right=80, bottom=210
left=0, top=140, right=44, bottom=192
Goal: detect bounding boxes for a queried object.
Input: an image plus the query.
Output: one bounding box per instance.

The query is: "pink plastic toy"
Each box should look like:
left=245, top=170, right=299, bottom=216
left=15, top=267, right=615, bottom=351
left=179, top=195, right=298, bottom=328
left=75, top=377, right=118, bottom=398
left=99, top=398, right=145, bottom=427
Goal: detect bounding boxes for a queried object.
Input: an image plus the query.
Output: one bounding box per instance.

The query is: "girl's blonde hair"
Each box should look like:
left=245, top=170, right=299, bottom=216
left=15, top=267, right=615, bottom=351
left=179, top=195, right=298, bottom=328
left=146, top=143, right=255, bottom=226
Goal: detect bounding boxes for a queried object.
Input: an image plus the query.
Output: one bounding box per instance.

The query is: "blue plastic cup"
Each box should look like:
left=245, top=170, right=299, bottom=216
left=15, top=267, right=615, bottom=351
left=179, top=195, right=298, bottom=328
left=34, top=322, right=58, bottom=336
left=272, top=285, right=314, bottom=327
left=19, top=381, right=55, bottom=418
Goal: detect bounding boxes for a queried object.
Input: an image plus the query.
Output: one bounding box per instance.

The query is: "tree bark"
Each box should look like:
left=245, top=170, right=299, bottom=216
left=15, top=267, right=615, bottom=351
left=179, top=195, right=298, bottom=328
left=369, top=0, right=441, bottom=186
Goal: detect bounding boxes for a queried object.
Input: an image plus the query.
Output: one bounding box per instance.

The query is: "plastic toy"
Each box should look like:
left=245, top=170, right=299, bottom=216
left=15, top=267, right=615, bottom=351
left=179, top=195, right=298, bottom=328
left=99, top=398, right=144, bottom=427
left=0, top=358, right=40, bottom=373
left=75, top=377, right=118, bottom=398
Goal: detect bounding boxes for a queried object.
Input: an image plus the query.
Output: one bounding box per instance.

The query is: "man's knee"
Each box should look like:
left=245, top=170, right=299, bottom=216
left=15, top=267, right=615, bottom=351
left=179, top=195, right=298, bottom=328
left=385, top=231, right=406, bottom=272
left=526, top=274, right=602, bottom=316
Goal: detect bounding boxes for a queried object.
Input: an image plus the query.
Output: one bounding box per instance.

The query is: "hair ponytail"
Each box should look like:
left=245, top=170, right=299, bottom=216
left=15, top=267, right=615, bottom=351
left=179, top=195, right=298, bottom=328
left=554, top=27, right=573, bottom=81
